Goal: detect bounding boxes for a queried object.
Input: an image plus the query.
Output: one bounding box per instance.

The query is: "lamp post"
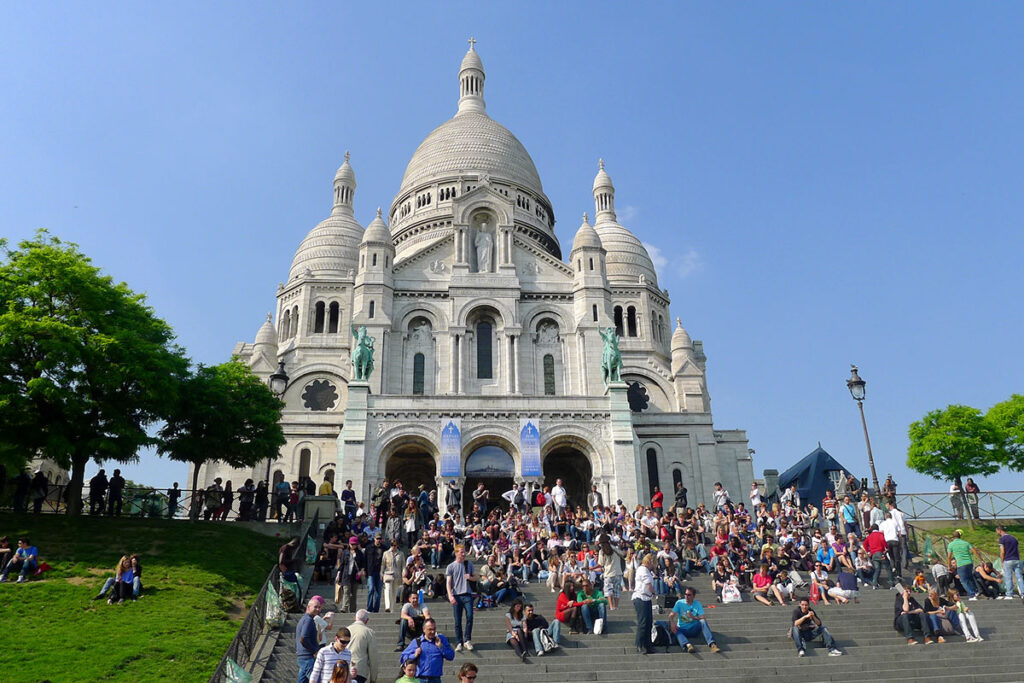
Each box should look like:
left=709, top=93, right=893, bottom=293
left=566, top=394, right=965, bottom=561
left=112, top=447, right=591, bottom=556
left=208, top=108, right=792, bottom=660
left=846, top=364, right=880, bottom=495
left=266, top=361, right=289, bottom=485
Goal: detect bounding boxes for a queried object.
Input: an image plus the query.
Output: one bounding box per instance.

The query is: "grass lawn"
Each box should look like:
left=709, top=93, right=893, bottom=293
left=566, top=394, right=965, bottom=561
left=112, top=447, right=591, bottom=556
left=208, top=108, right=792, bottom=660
left=915, top=522, right=1024, bottom=560
left=0, top=513, right=285, bottom=682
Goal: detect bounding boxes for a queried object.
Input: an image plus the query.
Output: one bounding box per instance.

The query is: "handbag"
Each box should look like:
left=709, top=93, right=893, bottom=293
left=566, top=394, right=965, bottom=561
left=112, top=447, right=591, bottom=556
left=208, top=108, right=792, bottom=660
left=538, top=628, right=556, bottom=652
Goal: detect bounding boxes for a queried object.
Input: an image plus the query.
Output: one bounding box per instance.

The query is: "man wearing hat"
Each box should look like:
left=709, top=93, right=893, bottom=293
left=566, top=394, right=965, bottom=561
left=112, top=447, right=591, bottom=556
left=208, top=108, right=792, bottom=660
left=364, top=535, right=385, bottom=613
left=335, top=536, right=366, bottom=612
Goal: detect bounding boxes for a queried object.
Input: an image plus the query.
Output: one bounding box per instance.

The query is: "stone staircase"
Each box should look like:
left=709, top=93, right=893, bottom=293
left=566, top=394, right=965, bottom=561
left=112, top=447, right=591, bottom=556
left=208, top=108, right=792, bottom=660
left=259, top=578, right=1024, bottom=683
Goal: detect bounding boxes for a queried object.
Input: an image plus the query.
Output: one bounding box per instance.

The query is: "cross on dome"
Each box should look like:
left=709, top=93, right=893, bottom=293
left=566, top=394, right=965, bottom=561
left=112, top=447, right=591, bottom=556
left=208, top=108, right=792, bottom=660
left=467, top=36, right=477, bottom=50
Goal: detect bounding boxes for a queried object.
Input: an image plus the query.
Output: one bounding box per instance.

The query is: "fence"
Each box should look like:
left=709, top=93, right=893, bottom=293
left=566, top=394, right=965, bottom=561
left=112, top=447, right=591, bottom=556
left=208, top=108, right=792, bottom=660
left=208, top=509, right=321, bottom=683
left=896, top=491, right=1024, bottom=522
left=0, top=484, right=315, bottom=523
left=906, top=523, right=1000, bottom=568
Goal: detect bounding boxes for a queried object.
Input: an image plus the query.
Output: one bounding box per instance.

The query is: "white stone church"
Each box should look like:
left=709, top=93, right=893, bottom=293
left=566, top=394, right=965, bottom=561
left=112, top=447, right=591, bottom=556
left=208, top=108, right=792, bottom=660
left=192, top=42, right=753, bottom=511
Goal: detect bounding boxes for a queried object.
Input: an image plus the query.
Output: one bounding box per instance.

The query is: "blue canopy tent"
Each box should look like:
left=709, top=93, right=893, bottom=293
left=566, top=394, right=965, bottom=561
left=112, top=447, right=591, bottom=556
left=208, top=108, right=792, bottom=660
left=777, top=446, right=855, bottom=507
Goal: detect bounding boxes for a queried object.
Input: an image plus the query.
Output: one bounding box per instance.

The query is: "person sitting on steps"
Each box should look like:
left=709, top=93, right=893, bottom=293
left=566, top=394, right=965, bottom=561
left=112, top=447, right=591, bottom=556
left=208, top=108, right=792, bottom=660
left=671, top=586, right=720, bottom=654
left=523, top=603, right=562, bottom=656
left=894, top=585, right=936, bottom=645
left=792, top=597, right=842, bottom=657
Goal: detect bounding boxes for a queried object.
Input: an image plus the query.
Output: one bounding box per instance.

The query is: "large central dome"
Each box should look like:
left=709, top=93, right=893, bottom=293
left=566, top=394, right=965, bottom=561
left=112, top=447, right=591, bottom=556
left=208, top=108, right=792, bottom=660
left=398, top=111, right=545, bottom=199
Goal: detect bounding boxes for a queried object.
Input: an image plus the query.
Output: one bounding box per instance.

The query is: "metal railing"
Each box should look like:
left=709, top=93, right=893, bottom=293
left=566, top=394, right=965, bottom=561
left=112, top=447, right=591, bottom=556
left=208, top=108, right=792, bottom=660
left=896, top=491, right=1024, bottom=522
left=209, top=509, right=321, bottom=683
left=906, top=523, right=999, bottom=567
left=0, top=484, right=319, bottom=523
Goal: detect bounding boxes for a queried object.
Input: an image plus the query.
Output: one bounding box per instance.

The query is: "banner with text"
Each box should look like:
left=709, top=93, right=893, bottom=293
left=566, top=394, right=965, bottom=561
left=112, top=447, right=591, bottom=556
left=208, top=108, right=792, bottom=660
left=520, top=418, right=542, bottom=477
left=440, top=418, right=462, bottom=478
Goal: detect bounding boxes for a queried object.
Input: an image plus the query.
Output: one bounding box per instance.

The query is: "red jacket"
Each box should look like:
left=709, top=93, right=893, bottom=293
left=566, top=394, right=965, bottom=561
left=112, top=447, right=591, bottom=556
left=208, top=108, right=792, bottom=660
left=863, top=530, right=887, bottom=555
left=652, top=491, right=664, bottom=508
left=555, top=592, right=580, bottom=622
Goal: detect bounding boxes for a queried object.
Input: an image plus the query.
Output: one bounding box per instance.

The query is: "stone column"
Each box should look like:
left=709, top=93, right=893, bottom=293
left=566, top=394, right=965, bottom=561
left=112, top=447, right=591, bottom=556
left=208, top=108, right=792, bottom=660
left=606, top=381, right=640, bottom=508
left=449, top=332, right=459, bottom=394
left=512, top=334, right=520, bottom=394
left=337, top=381, right=371, bottom=509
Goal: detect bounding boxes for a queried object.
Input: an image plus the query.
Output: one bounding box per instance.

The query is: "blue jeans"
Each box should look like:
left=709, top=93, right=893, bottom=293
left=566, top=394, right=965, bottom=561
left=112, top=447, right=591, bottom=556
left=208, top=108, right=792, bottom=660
left=792, top=625, right=835, bottom=651
left=957, top=563, right=979, bottom=597
left=676, top=620, right=715, bottom=646
left=99, top=576, right=143, bottom=598
left=493, top=586, right=517, bottom=604
left=453, top=593, right=474, bottom=644
left=581, top=602, right=607, bottom=631
left=366, top=575, right=381, bottom=612
left=1, top=559, right=35, bottom=580
left=927, top=610, right=960, bottom=634
left=530, top=619, right=562, bottom=653
left=870, top=553, right=894, bottom=588
left=1003, top=559, right=1024, bottom=597
left=297, top=656, right=314, bottom=683
left=633, top=598, right=652, bottom=650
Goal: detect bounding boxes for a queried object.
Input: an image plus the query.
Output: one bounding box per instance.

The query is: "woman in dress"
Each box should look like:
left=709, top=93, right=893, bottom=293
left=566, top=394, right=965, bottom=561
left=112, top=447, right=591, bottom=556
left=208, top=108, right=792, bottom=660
left=504, top=599, right=529, bottom=661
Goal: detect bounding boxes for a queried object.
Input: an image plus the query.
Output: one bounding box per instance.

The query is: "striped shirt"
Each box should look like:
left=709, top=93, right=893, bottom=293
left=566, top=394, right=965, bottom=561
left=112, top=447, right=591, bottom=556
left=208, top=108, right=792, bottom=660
left=309, top=644, right=353, bottom=683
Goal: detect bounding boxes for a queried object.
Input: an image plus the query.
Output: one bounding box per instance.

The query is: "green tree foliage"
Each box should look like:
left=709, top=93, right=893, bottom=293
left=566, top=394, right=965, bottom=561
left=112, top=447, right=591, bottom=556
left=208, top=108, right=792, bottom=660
left=906, top=404, right=1005, bottom=481
left=987, top=394, right=1024, bottom=471
left=0, top=231, right=188, bottom=514
left=158, top=360, right=285, bottom=498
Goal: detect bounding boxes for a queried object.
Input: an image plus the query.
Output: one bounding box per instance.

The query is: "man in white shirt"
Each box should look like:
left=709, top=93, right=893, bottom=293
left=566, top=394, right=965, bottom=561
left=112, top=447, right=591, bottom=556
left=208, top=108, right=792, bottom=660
left=887, top=501, right=910, bottom=569
left=551, top=479, right=568, bottom=517
left=780, top=485, right=800, bottom=509
left=879, top=512, right=902, bottom=578
left=712, top=483, right=729, bottom=511
left=749, top=482, right=762, bottom=508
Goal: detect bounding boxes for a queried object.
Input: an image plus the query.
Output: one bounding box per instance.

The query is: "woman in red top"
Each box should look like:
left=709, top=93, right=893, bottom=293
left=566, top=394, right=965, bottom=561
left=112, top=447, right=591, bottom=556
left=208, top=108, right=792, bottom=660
left=555, top=579, right=584, bottom=634
left=651, top=486, right=664, bottom=517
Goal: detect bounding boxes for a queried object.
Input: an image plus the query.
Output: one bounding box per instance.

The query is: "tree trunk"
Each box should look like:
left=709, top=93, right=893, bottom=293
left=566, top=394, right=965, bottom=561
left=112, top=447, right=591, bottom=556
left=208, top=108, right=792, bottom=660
left=67, top=454, right=87, bottom=516
left=190, top=461, right=202, bottom=520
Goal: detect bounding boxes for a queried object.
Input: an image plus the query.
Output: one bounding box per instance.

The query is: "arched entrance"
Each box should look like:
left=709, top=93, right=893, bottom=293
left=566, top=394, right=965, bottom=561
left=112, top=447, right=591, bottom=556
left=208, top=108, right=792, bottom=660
left=464, top=445, right=515, bottom=515
left=543, top=447, right=592, bottom=511
left=385, top=444, right=436, bottom=505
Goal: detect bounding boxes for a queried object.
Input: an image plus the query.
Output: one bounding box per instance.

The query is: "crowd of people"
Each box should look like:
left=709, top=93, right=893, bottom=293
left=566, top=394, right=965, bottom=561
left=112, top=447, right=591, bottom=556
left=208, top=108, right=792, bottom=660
left=295, top=470, right=1024, bottom=682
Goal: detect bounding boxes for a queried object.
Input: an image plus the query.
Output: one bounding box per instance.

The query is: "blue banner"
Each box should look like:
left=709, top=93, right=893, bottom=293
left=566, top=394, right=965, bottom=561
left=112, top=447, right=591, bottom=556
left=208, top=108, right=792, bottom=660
left=440, top=418, right=462, bottom=478
left=520, top=418, right=542, bottom=477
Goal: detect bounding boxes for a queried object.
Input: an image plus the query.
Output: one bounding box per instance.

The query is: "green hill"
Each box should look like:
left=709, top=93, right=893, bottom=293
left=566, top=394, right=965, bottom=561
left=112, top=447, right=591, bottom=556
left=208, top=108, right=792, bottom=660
left=0, top=513, right=283, bottom=682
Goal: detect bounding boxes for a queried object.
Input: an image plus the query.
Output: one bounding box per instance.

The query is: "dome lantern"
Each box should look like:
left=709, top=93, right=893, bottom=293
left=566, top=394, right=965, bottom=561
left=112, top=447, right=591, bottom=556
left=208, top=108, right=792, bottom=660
left=458, top=37, right=486, bottom=115
left=592, top=158, right=616, bottom=222
left=333, top=151, right=356, bottom=215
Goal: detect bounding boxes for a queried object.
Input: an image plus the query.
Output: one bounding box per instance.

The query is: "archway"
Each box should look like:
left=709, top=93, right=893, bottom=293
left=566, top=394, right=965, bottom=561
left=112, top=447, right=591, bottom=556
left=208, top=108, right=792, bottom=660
left=543, top=447, right=592, bottom=511
left=464, top=444, right=515, bottom=515
left=385, top=444, right=436, bottom=505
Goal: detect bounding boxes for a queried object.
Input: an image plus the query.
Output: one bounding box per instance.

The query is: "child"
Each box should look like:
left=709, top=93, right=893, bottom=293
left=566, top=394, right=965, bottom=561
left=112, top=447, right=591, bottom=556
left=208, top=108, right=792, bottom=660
left=947, top=589, right=983, bottom=642
left=931, top=555, right=952, bottom=593
left=912, top=568, right=929, bottom=593
left=395, top=659, right=419, bottom=683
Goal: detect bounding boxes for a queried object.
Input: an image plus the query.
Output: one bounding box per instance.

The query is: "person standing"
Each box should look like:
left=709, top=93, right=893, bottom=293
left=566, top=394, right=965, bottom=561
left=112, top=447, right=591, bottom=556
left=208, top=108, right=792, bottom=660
left=238, top=479, right=256, bottom=521
left=651, top=486, right=664, bottom=518
left=749, top=482, right=762, bottom=509
left=296, top=597, right=324, bottom=683
left=997, top=525, right=1024, bottom=599
left=446, top=546, right=476, bottom=652
left=341, top=480, right=357, bottom=519
left=587, top=484, right=604, bottom=512
left=445, top=480, right=462, bottom=514
left=632, top=553, right=657, bottom=654
left=949, top=479, right=965, bottom=520
left=335, top=536, right=365, bottom=612
left=791, top=597, right=842, bottom=657
left=550, top=479, right=568, bottom=517
left=167, top=482, right=181, bottom=519
left=30, top=470, right=48, bottom=514
left=879, top=511, right=902, bottom=578
left=107, top=468, right=126, bottom=516
left=712, top=483, right=729, bottom=512
left=472, top=482, right=488, bottom=517
left=887, top=500, right=910, bottom=569
left=947, top=529, right=984, bottom=599
left=364, top=535, right=384, bottom=612
left=89, top=469, right=108, bottom=516
left=381, top=539, right=405, bottom=613
left=674, top=481, right=688, bottom=512
left=309, top=625, right=353, bottom=683
left=399, top=618, right=454, bottom=683
left=346, top=610, right=378, bottom=683
left=964, top=478, right=981, bottom=520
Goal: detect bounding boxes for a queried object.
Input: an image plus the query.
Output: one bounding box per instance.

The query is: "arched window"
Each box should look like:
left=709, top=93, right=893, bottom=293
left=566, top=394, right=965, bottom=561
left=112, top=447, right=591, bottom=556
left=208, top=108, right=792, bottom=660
left=646, top=448, right=660, bottom=498
left=477, top=321, right=493, bottom=379
left=372, top=253, right=378, bottom=267
left=651, top=319, right=658, bottom=342
left=589, top=257, right=594, bottom=271
left=369, top=300, right=375, bottom=319
left=413, top=353, right=425, bottom=395
left=613, top=306, right=624, bottom=337
left=672, top=468, right=683, bottom=490
left=543, top=354, right=556, bottom=395
left=281, top=310, right=291, bottom=341
left=299, top=448, right=311, bottom=479
left=577, top=260, right=581, bottom=272
left=592, top=304, right=598, bottom=322
left=328, top=302, right=340, bottom=333
left=626, top=306, right=637, bottom=337
left=314, top=301, right=325, bottom=333
left=292, top=306, right=299, bottom=338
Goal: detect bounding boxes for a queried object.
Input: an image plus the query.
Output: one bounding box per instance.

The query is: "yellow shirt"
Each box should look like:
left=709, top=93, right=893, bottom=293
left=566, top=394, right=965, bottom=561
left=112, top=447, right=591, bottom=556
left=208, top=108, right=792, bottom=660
left=318, top=481, right=334, bottom=496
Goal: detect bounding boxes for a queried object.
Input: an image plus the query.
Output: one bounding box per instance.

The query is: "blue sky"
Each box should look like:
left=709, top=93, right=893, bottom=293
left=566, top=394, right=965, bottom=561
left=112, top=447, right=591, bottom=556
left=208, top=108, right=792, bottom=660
left=3, top=3, right=1023, bottom=493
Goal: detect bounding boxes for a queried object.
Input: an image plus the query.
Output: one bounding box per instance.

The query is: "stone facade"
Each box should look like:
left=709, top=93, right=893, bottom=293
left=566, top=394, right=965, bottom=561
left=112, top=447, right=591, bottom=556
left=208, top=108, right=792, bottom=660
left=191, top=42, right=753, bottom=510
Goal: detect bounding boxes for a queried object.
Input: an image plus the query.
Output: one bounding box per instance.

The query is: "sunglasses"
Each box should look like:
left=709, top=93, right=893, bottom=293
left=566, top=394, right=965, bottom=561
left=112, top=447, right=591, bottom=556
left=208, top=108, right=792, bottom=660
left=464, top=676, right=477, bottom=680
left=337, top=638, right=350, bottom=645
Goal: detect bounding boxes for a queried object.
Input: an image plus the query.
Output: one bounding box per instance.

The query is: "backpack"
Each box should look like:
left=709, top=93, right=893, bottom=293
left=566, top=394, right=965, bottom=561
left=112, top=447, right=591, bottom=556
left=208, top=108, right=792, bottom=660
left=279, top=586, right=300, bottom=613
left=651, top=620, right=673, bottom=646
left=514, top=490, right=525, bottom=507
left=538, top=628, right=557, bottom=652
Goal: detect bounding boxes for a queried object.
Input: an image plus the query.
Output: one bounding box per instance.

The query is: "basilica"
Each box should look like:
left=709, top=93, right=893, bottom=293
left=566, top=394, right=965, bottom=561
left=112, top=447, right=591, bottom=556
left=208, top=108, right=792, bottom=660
left=192, top=42, right=753, bottom=511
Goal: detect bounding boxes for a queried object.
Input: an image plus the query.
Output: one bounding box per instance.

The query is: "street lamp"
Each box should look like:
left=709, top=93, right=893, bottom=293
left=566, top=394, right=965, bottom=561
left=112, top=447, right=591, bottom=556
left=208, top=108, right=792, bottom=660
left=846, top=364, right=880, bottom=495
left=266, top=361, right=289, bottom=485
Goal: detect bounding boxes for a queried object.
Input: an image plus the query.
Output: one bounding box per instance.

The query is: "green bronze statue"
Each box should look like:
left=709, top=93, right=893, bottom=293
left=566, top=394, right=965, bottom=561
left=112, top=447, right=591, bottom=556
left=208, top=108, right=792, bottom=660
left=599, top=326, right=622, bottom=385
left=350, top=324, right=375, bottom=381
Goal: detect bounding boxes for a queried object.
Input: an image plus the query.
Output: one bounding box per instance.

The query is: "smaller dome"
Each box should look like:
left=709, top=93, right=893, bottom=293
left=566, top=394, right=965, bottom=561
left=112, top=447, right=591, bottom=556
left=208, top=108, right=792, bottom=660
left=592, top=158, right=614, bottom=192
left=571, top=213, right=602, bottom=252
left=289, top=212, right=364, bottom=280
left=671, top=318, right=693, bottom=352
left=334, top=151, right=356, bottom=186
left=254, top=313, right=277, bottom=348
left=362, top=208, right=391, bottom=245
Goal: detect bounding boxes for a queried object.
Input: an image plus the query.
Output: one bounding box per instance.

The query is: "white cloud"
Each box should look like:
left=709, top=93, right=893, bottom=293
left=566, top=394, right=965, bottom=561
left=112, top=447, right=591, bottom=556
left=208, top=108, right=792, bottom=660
left=617, top=204, right=638, bottom=223
left=642, top=242, right=703, bottom=279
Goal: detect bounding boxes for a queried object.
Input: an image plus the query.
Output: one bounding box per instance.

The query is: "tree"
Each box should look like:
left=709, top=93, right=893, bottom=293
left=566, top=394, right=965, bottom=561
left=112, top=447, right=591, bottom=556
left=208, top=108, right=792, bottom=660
left=157, top=360, right=285, bottom=513
left=0, top=231, right=188, bottom=514
left=988, top=394, right=1024, bottom=471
